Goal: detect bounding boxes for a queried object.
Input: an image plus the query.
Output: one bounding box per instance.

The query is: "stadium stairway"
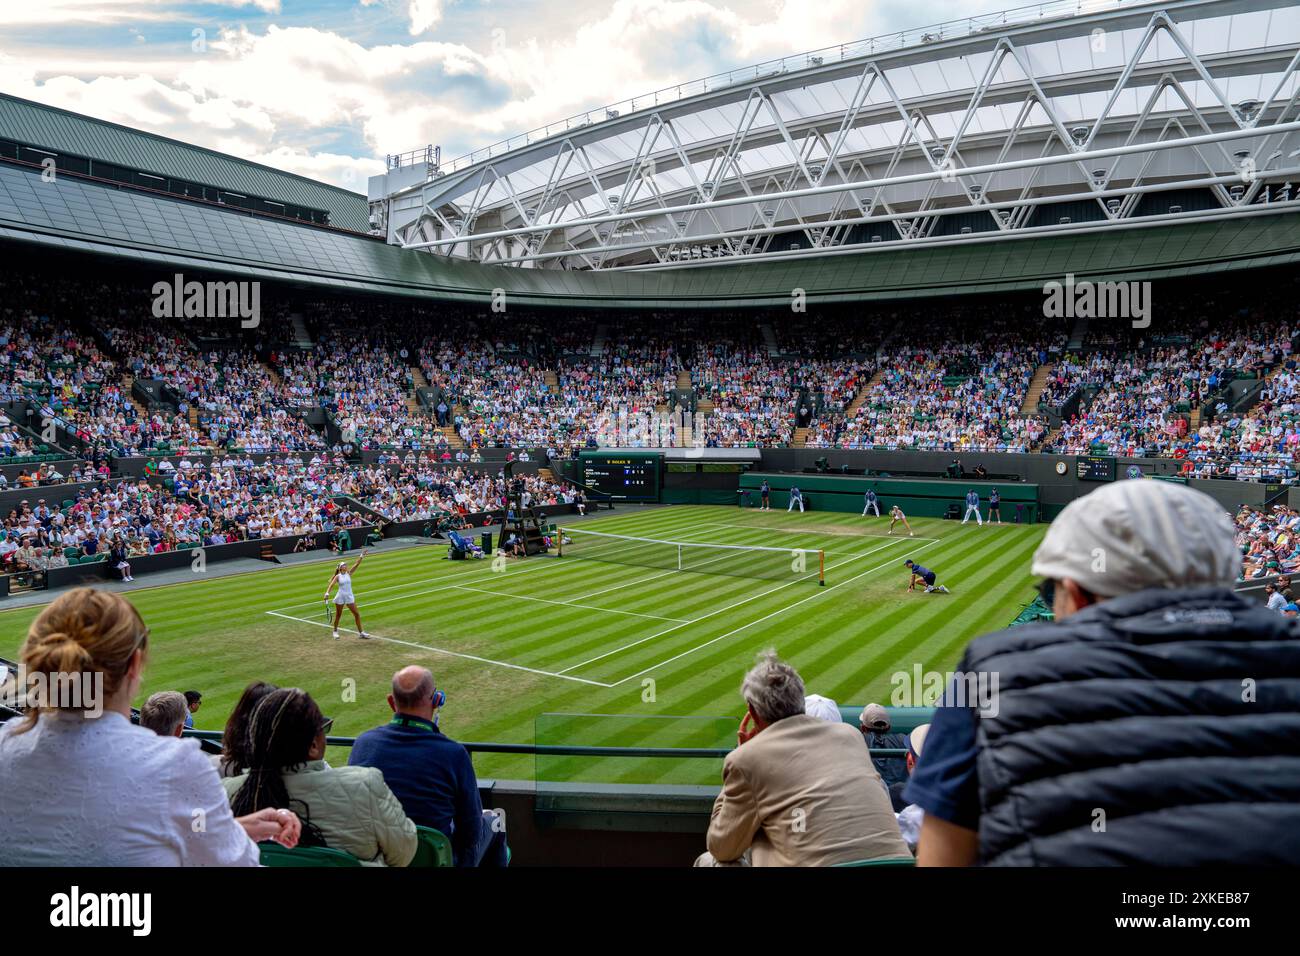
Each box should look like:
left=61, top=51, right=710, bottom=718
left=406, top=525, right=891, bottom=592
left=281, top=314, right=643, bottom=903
left=591, top=325, right=608, bottom=357
left=842, top=369, right=885, bottom=420
left=1065, top=314, right=1090, bottom=351
left=675, top=369, right=692, bottom=389
left=439, top=424, right=465, bottom=450
left=289, top=312, right=313, bottom=349
left=1035, top=425, right=1061, bottom=452
left=543, top=369, right=559, bottom=393
left=261, top=362, right=285, bottom=390
left=792, top=426, right=811, bottom=447
left=761, top=323, right=779, bottom=357
left=1020, top=363, right=1054, bottom=414
left=120, top=374, right=151, bottom=421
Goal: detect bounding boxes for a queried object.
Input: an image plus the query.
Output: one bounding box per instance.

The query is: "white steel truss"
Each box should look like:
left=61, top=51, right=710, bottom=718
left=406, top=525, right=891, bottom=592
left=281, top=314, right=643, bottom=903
left=369, top=0, right=1300, bottom=270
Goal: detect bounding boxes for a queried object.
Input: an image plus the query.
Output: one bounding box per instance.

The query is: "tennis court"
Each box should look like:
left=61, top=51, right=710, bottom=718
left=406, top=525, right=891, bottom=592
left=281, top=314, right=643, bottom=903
left=3, top=503, right=1048, bottom=782
left=267, top=506, right=954, bottom=687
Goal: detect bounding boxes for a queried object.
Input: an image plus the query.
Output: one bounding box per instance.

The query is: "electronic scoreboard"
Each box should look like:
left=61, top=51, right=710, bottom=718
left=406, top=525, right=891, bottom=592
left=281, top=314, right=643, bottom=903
left=579, top=451, right=663, bottom=502
left=1076, top=455, right=1117, bottom=482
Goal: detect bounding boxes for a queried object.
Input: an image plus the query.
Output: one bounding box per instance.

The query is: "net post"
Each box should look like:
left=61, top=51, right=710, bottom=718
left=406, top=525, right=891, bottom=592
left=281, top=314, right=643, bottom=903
left=819, top=549, right=825, bottom=586
left=557, top=527, right=564, bottom=557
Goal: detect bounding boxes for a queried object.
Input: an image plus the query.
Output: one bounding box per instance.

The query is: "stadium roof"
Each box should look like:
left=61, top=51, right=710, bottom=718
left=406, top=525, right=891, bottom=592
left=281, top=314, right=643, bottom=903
left=371, top=0, right=1300, bottom=271
left=3, top=158, right=1298, bottom=307
left=0, top=92, right=370, bottom=232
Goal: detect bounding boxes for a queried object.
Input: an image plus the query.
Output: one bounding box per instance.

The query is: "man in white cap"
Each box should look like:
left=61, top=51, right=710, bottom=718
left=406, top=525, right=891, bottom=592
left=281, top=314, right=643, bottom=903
left=895, top=723, right=930, bottom=852
left=803, top=693, right=842, bottom=724
left=906, top=480, right=1300, bottom=866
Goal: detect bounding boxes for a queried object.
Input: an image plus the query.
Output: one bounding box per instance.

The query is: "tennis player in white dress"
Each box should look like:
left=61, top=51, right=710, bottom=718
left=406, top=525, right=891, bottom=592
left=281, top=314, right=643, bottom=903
left=325, top=550, right=368, bottom=639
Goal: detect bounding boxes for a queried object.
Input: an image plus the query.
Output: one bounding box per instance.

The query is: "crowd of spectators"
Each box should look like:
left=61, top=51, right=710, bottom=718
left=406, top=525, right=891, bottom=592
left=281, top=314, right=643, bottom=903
left=0, top=454, right=367, bottom=581
left=1049, top=320, right=1294, bottom=462
left=348, top=463, right=577, bottom=522
left=1235, top=503, right=1300, bottom=579
left=0, top=589, right=507, bottom=866
left=810, top=323, right=1057, bottom=453
left=3, top=271, right=1300, bottom=472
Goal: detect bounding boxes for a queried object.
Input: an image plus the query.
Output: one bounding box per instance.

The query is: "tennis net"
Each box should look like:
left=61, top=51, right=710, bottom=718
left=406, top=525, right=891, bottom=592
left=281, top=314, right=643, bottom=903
left=557, top=527, right=825, bottom=584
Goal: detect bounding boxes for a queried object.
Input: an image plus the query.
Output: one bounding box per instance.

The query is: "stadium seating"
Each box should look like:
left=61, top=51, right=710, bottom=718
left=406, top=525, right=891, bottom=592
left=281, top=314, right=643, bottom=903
left=258, top=843, right=364, bottom=867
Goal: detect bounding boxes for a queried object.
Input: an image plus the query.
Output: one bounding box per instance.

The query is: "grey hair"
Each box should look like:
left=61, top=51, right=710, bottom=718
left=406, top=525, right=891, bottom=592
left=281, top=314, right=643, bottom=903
left=140, top=690, right=188, bottom=736
left=740, top=649, right=805, bottom=724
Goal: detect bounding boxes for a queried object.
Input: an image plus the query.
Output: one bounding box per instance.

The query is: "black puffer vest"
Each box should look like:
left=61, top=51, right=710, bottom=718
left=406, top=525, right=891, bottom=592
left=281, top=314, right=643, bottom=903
left=958, top=587, right=1300, bottom=865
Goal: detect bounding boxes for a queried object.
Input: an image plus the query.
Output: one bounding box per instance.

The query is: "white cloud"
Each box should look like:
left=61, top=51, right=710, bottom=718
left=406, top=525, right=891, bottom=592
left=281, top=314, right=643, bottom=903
left=408, top=0, right=445, bottom=36
left=0, top=0, right=1003, bottom=190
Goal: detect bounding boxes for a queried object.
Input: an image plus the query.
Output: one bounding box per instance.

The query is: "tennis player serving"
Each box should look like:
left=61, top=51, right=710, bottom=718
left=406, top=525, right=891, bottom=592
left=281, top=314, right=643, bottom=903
left=325, top=550, right=369, bottom=640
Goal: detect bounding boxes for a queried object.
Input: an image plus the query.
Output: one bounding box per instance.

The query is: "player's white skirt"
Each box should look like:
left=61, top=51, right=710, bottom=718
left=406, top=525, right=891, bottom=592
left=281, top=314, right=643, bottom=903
left=334, top=588, right=355, bottom=606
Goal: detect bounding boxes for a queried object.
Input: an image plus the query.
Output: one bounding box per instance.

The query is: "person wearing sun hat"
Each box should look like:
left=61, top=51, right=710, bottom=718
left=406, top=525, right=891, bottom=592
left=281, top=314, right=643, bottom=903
left=904, top=480, right=1300, bottom=867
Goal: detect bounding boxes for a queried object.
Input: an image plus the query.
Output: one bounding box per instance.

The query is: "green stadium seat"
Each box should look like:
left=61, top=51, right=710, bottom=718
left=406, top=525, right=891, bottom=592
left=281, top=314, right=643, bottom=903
left=258, top=843, right=363, bottom=867
left=832, top=856, right=916, bottom=867
left=63, top=547, right=79, bottom=561
left=410, top=826, right=454, bottom=867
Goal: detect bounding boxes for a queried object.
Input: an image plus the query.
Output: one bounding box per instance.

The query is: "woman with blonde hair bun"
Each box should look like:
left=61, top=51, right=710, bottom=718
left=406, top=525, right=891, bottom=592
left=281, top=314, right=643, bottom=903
left=0, top=587, right=298, bottom=865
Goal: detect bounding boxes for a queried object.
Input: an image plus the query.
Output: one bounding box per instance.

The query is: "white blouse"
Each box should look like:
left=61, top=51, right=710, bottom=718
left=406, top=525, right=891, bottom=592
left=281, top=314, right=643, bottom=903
left=0, top=710, right=261, bottom=866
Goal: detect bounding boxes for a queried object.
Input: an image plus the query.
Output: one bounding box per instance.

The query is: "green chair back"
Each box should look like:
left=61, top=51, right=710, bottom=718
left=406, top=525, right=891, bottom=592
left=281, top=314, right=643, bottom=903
left=258, top=843, right=363, bottom=867
left=410, top=826, right=454, bottom=868
left=832, top=856, right=916, bottom=867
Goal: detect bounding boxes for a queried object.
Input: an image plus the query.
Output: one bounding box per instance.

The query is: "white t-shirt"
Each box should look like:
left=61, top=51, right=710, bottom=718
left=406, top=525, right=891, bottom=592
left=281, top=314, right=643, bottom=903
left=896, top=804, right=924, bottom=853
left=0, top=710, right=261, bottom=866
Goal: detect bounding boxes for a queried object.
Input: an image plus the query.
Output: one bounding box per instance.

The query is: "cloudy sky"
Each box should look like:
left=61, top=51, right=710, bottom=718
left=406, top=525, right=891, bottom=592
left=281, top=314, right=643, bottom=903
left=0, top=0, right=997, bottom=192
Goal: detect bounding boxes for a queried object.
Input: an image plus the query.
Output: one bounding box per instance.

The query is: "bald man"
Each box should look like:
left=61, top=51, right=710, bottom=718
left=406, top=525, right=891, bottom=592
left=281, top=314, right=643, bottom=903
left=348, top=666, right=508, bottom=867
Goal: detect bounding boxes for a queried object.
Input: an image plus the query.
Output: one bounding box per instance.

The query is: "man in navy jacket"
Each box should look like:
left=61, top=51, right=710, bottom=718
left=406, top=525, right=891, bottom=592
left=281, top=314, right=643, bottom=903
left=349, top=666, right=508, bottom=866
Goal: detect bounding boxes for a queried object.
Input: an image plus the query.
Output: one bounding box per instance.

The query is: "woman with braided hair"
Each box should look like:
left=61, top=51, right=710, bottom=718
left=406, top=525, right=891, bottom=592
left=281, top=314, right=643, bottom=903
left=222, top=687, right=418, bottom=866
left=0, top=587, right=298, bottom=865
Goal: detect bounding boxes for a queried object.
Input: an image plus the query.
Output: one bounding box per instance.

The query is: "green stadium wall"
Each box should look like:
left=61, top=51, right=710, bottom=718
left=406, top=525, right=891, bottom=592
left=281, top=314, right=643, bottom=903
left=739, top=472, right=1041, bottom=521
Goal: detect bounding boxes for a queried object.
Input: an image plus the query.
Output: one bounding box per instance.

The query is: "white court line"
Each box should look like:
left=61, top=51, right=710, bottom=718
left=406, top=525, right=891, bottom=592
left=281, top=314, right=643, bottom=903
left=269, top=558, right=560, bottom=611
left=701, top=521, right=939, bottom=542
left=268, top=515, right=704, bottom=613
left=268, top=513, right=789, bottom=616
left=447, top=584, right=689, bottom=623
left=557, top=537, right=909, bottom=674
left=606, top=537, right=943, bottom=686
left=264, top=611, right=614, bottom=687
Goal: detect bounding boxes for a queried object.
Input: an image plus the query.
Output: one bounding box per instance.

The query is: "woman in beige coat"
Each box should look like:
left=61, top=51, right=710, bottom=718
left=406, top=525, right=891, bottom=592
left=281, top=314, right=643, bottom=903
left=223, top=687, right=417, bottom=866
